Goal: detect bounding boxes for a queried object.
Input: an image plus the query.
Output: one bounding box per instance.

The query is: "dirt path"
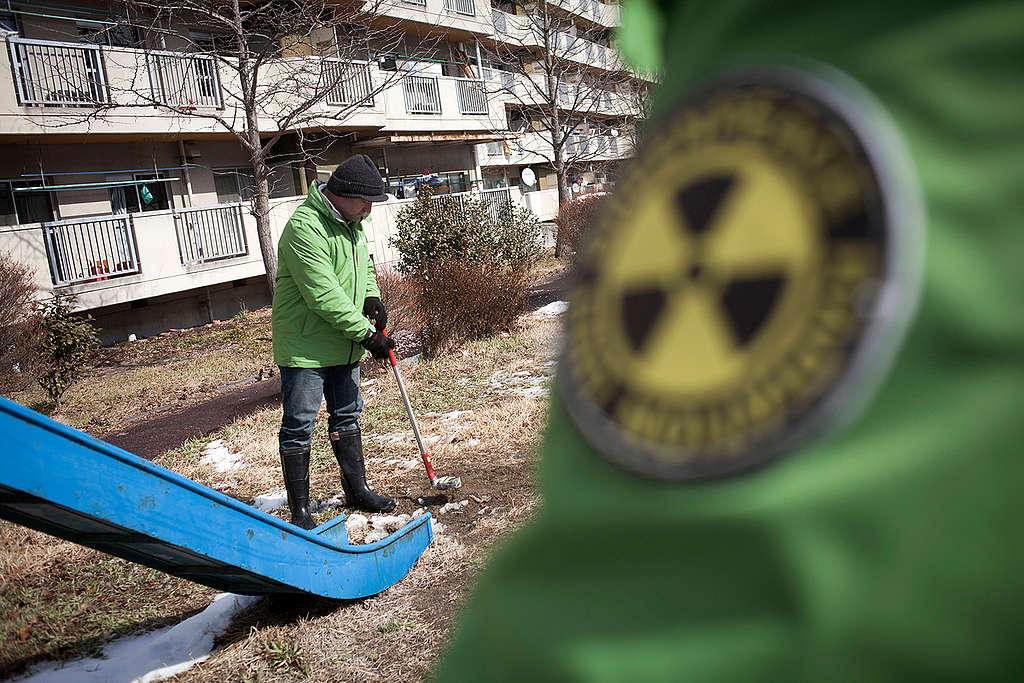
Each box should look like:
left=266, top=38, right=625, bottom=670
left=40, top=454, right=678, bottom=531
left=100, top=275, right=571, bottom=461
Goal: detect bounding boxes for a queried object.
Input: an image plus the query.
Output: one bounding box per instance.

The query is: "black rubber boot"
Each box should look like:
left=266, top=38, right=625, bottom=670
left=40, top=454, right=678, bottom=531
left=332, top=429, right=396, bottom=513
left=279, top=447, right=316, bottom=529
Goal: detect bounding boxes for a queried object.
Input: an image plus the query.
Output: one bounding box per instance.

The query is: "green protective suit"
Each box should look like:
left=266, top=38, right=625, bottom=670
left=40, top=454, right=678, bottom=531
left=271, top=183, right=380, bottom=368
left=432, top=1, right=1024, bottom=681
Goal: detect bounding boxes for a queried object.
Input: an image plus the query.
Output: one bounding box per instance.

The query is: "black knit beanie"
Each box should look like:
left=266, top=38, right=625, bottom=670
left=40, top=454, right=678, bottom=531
left=325, top=154, right=387, bottom=202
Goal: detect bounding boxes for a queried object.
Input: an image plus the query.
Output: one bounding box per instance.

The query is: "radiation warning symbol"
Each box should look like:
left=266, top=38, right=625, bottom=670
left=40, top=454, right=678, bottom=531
left=561, top=67, right=921, bottom=481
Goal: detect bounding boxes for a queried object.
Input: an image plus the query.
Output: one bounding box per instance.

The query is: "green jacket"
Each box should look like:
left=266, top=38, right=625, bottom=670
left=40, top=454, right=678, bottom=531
left=434, top=1, right=1024, bottom=681
left=271, top=183, right=380, bottom=368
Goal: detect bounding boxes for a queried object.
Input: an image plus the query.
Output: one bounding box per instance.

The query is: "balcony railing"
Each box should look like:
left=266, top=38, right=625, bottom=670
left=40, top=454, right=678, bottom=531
left=486, top=141, right=505, bottom=156
left=402, top=75, right=441, bottom=114
left=444, top=0, right=475, bottom=15
left=8, top=36, right=110, bottom=107
left=323, top=59, right=373, bottom=106
left=146, top=51, right=222, bottom=109
left=174, top=204, right=247, bottom=265
left=456, top=78, right=488, bottom=114
left=43, top=215, right=140, bottom=286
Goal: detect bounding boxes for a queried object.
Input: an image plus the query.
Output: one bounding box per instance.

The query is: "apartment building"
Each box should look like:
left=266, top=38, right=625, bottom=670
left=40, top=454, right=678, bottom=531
left=0, top=0, right=642, bottom=343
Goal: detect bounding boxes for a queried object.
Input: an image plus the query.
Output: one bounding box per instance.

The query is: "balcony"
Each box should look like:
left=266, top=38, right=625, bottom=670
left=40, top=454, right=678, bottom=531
left=8, top=37, right=109, bottom=107
left=322, top=59, right=374, bottom=106
left=402, top=75, right=442, bottom=114
left=43, top=215, right=140, bottom=287
left=173, top=204, right=247, bottom=265
left=456, top=78, right=488, bottom=114
left=478, top=131, right=633, bottom=166
left=146, top=51, right=223, bottom=109
left=444, top=0, right=476, bottom=15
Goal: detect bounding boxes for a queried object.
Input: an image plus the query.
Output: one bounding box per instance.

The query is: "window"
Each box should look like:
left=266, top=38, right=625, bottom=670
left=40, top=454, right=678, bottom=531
left=214, top=168, right=256, bottom=204
left=0, top=10, right=19, bottom=34
left=0, top=180, right=56, bottom=226
left=76, top=20, right=139, bottom=47
left=109, top=174, right=173, bottom=215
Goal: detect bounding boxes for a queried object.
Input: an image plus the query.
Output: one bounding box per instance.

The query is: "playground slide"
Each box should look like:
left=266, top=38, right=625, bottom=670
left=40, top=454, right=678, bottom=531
left=0, top=396, right=432, bottom=599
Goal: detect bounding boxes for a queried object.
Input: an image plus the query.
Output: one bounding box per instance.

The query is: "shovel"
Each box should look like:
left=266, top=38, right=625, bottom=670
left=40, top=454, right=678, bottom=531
left=381, top=330, right=462, bottom=490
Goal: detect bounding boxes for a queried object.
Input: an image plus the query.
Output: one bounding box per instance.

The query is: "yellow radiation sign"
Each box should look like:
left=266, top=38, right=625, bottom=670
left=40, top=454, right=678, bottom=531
left=562, top=67, right=920, bottom=481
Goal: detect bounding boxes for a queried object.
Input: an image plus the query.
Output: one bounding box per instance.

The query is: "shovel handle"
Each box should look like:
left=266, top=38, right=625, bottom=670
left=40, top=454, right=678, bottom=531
left=380, top=329, right=437, bottom=482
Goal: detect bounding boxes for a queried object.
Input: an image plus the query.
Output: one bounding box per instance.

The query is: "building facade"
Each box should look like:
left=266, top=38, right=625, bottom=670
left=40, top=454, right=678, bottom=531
left=0, top=0, right=642, bottom=343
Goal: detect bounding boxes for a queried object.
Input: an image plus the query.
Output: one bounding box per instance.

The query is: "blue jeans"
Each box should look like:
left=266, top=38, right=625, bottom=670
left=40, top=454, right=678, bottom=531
left=279, top=364, right=362, bottom=452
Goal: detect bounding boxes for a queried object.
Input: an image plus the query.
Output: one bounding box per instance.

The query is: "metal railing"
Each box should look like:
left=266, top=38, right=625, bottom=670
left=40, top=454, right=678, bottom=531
left=493, top=10, right=508, bottom=33
left=609, top=136, right=619, bottom=155
left=402, top=75, right=441, bottom=114
left=323, top=59, right=373, bottom=106
left=174, top=204, right=247, bottom=265
left=8, top=36, right=109, bottom=107
left=456, top=78, right=487, bottom=114
left=500, top=70, right=515, bottom=90
left=43, top=215, right=140, bottom=286
left=146, top=51, right=222, bottom=109
left=558, top=85, right=573, bottom=106
left=431, top=188, right=513, bottom=223
left=402, top=0, right=427, bottom=5
left=444, top=0, right=475, bottom=15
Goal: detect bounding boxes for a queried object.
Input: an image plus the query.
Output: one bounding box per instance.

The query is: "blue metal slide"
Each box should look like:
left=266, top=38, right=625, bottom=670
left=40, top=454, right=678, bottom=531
left=0, top=396, right=432, bottom=599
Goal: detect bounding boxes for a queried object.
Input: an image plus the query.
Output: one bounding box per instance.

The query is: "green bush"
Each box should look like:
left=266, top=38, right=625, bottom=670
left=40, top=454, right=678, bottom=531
left=391, top=183, right=541, bottom=271
left=36, top=291, right=98, bottom=411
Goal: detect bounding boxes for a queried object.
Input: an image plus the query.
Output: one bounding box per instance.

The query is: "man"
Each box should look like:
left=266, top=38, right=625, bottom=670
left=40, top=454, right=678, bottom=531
left=272, top=154, right=397, bottom=529
left=433, top=0, right=1024, bottom=681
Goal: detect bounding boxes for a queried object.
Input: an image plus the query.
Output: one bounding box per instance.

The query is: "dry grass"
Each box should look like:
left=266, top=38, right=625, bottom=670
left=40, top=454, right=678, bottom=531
left=6, top=307, right=275, bottom=433
left=0, top=276, right=565, bottom=681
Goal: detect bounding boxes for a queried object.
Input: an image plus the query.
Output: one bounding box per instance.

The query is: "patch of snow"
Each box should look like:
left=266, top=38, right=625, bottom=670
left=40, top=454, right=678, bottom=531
left=456, top=377, right=470, bottom=385
left=438, top=500, right=470, bottom=515
left=478, top=507, right=489, bottom=515
left=542, top=360, right=557, bottom=367
left=310, top=495, right=345, bottom=514
left=199, top=440, right=243, bottom=473
left=534, top=300, right=568, bottom=316
left=465, top=438, right=481, bottom=447
left=411, top=508, right=426, bottom=518
left=19, top=593, right=258, bottom=683
left=360, top=378, right=377, bottom=387
left=431, top=518, right=445, bottom=535
left=401, top=353, right=422, bottom=365
left=253, top=489, right=287, bottom=512
left=345, top=513, right=368, bottom=534
left=398, top=459, right=420, bottom=470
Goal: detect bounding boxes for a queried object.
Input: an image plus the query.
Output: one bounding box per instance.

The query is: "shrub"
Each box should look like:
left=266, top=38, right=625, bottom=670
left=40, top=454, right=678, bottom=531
left=0, top=251, right=43, bottom=393
left=36, top=291, right=98, bottom=411
left=556, top=194, right=607, bottom=262
left=415, top=258, right=530, bottom=358
left=375, top=266, right=422, bottom=337
left=390, top=183, right=541, bottom=356
left=391, top=183, right=541, bottom=271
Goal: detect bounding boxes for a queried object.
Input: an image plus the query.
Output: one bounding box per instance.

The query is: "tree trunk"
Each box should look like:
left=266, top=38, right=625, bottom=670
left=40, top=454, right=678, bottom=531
left=252, top=175, right=277, bottom=297
left=553, top=148, right=570, bottom=258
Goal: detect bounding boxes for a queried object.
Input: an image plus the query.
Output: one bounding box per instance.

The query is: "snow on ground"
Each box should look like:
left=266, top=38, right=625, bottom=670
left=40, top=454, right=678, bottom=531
left=253, top=489, right=287, bottom=512
left=199, top=439, right=243, bottom=473
left=484, top=367, right=555, bottom=399
left=534, top=300, right=568, bottom=316
left=17, top=593, right=258, bottom=683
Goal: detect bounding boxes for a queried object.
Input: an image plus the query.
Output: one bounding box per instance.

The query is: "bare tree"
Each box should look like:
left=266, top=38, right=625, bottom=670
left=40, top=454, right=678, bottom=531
left=70, top=0, right=441, bottom=294
left=484, top=0, right=641, bottom=234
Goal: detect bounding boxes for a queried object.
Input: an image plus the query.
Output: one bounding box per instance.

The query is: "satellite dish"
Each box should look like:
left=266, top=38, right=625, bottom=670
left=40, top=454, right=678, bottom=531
left=521, top=167, right=537, bottom=186
left=609, top=128, right=619, bottom=137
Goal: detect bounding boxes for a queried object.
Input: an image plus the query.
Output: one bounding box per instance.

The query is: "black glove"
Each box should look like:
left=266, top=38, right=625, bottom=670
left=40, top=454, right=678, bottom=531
left=360, top=329, right=395, bottom=360
left=363, top=296, right=387, bottom=331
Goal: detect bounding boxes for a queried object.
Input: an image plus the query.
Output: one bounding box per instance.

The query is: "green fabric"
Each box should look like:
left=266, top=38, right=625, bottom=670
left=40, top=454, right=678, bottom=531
left=272, top=183, right=378, bottom=368
left=433, top=2, right=1024, bottom=681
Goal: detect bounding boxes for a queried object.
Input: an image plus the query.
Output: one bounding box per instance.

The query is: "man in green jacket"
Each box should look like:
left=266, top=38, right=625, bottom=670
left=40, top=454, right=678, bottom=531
left=433, top=0, right=1024, bottom=680
left=272, top=154, right=397, bottom=529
